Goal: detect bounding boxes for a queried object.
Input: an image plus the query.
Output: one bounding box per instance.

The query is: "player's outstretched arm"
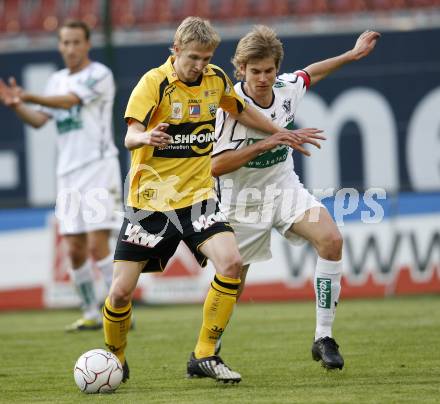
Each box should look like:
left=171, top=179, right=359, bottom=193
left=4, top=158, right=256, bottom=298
left=231, top=105, right=325, bottom=150
left=231, top=104, right=284, bottom=135
left=0, top=77, right=50, bottom=128
left=286, top=128, right=326, bottom=157
left=124, top=120, right=172, bottom=151
left=212, top=140, right=270, bottom=177
left=1, top=76, right=80, bottom=110
left=20, top=86, right=81, bottom=110
left=304, top=30, right=380, bottom=86
left=212, top=129, right=325, bottom=177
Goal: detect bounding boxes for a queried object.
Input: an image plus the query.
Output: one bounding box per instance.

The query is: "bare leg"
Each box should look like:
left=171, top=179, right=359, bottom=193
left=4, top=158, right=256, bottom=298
left=88, top=229, right=113, bottom=288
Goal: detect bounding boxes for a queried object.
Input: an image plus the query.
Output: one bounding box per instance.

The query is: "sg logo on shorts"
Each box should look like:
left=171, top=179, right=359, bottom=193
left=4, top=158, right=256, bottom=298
left=192, top=211, right=227, bottom=232
left=124, top=223, right=163, bottom=248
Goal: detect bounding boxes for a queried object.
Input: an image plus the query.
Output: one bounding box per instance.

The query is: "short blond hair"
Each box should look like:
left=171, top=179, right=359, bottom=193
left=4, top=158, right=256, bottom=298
left=173, top=16, right=220, bottom=52
left=232, top=25, right=284, bottom=80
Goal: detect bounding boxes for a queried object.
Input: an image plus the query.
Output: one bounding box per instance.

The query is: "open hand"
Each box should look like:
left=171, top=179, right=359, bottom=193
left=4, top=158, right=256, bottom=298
left=261, top=128, right=325, bottom=157
left=352, top=30, right=381, bottom=60
left=0, top=77, right=23, bottom=108
left=141, top=123, right=173, bottom=147
left=285, top=128, right=325, bottom=156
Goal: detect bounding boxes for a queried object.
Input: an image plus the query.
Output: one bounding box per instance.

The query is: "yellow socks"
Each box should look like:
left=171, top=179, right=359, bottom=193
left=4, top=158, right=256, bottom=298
left=103, top=297, right=132, bottom=364
left=194, top=274, right=240, bottom=358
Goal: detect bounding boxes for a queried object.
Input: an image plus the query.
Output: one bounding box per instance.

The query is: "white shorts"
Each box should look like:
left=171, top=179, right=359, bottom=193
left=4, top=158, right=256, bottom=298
left=225, top=186, right=323, bottom=265
left=55, top=157, right=123, bottom=235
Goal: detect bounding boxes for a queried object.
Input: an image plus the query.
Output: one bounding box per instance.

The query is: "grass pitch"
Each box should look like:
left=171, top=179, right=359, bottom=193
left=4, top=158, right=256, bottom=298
left=1, top=295, right=439, bottom=403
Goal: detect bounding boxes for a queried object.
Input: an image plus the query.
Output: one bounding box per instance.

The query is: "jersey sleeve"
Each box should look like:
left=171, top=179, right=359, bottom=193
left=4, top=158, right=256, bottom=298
left=294, top=70, right=311, bottom=89
left=124, top=72, right=158, bottom=127
left=68, top=66, right=115, bottom=105
left=213, top=108, right=247, bottom=157
left=277, top=71, right=309, bottom=102
left=215, top=67, right=246, bottom=115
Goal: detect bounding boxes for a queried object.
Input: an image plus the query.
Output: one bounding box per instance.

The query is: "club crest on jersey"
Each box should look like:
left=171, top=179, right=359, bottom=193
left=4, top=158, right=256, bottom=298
left=274, top=81, right=286, bottom=88
left=189, top=104, right=200, bottom=118
left=141, top=189, right=157, bottom=200
left=84, top=77, right=98, bottom=89
left=171, top=102, right=182, bottom=119
left=208, top=103, right=218, bottom=117
left=286, top=113, right=295, bottom=124
left=282, top=99, right=291, bottom=114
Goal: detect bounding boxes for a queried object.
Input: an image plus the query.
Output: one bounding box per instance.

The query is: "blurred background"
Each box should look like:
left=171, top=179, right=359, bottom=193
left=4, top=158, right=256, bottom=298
left=0, top=0, right=439, bottom=310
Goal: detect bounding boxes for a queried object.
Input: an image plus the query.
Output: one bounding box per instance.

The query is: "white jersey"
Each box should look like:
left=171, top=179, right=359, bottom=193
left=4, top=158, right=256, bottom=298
left=41, top=61, right=118, bottom=176
left=213, top=72, right=309, bottom=207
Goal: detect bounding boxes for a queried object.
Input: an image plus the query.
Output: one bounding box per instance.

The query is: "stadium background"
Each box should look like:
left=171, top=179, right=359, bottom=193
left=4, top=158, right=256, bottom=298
left=0, top=0, right=439, bottom=310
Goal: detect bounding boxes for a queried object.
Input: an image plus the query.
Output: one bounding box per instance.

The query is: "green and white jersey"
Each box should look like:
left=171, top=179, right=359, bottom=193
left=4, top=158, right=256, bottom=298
left=41, top=61, right=118, bottom=176
left=213, top=72, right=308, bottom=207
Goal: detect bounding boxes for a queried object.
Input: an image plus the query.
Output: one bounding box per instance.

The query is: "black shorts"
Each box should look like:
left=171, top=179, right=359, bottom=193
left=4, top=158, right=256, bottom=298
left=114, top=199, right=234, bottom=272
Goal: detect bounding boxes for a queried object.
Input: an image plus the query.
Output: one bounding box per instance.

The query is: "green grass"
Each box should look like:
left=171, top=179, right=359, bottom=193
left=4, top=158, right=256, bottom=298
left=1, top=295, right=439, bottom=403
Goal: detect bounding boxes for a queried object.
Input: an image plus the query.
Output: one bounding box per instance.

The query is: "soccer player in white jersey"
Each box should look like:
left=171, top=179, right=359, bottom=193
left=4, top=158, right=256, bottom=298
left=212, top=26, right=380, bottom=369
left=0, top=20, right=122, bottom=331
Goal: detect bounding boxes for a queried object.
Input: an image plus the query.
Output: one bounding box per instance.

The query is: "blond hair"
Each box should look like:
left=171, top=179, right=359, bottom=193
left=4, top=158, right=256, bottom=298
left=232, top=25, right=284, bottom=80
left=172, top=16, right=220, bottom=52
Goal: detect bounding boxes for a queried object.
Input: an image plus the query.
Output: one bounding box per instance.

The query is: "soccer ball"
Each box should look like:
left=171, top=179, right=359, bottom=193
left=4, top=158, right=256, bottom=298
left=73, top=349, right=123, bottom=394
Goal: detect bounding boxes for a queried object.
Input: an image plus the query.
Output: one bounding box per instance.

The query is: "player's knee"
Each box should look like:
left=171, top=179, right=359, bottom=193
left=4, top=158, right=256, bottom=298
left=88, top=233, right=110, bottom=259
left=88, top=243, right=107, bottom=262
left=67, top=242, right=87, bottom=267
left=109, top=281, right=133, bottom=307
left=217, top=254, right=242, bottom=278
left=316, top=231, right=343, bottom=260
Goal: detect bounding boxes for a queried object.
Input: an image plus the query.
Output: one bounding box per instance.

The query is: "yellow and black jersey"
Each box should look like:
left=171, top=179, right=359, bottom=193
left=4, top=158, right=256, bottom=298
left=124, top=56, right=245, bottom=211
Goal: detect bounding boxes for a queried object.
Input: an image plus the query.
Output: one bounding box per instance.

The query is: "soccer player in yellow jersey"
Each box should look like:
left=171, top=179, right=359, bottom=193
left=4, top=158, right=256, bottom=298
left=102, top=16, right=324, bottom=384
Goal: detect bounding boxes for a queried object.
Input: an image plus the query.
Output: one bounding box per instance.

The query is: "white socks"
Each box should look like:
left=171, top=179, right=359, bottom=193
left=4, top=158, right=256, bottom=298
left=95, top=253, right=114, bottom=289
left=314, top=256, right=342, bottom=341
left=70, top=260, right=100, bottom=321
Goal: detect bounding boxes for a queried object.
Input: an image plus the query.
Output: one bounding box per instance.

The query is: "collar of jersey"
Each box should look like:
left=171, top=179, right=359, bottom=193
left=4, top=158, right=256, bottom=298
left=163, top=56, right=216, bottom=84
